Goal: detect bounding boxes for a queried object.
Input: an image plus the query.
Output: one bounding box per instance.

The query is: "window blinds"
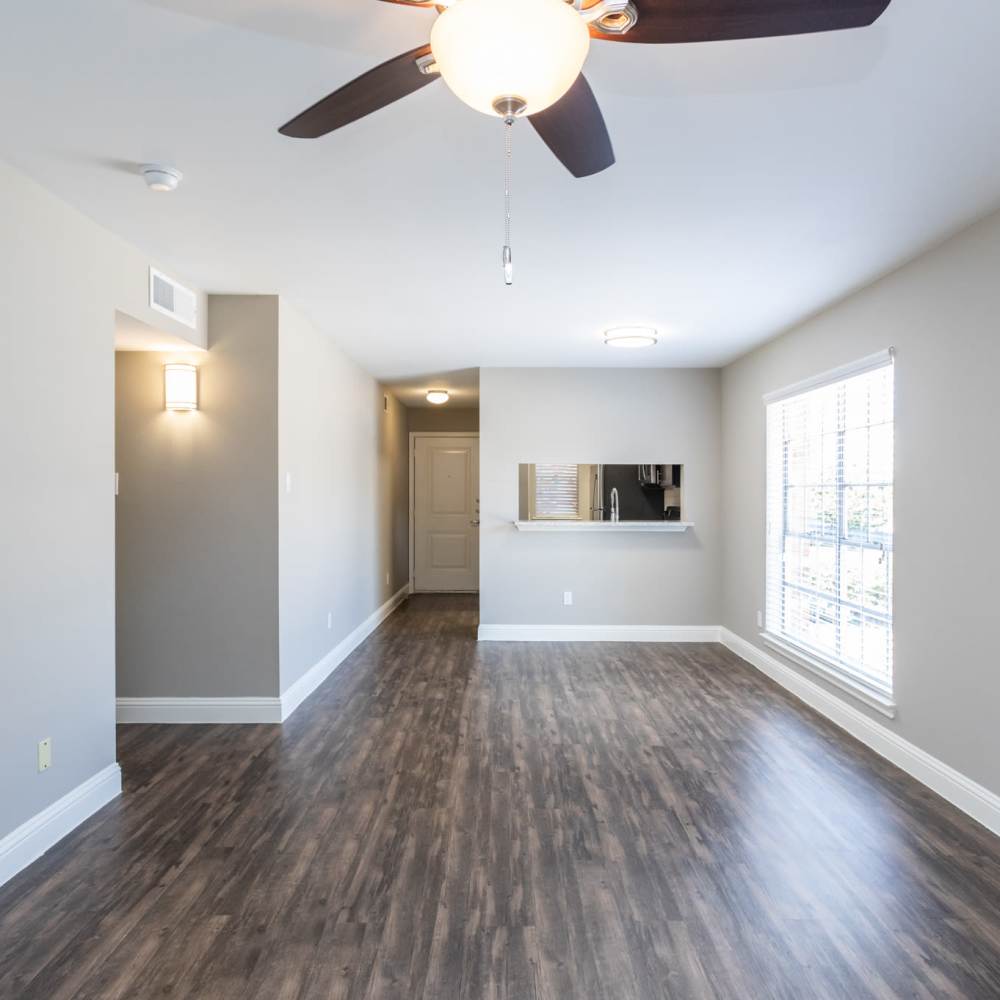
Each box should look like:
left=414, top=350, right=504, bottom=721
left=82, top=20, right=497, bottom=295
left=533, top=464, right=580, bottom=519
left=765, top=352, right=895, bottom=695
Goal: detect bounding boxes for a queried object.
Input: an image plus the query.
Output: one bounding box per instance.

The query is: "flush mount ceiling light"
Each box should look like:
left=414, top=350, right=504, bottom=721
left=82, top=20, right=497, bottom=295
left=140, top=163, right=183, bottom=192
left=604, top=327, right=658, bottom=349
left=426, top=389, right=450, bottom=405
left=164, top=363, right=198, bottom=411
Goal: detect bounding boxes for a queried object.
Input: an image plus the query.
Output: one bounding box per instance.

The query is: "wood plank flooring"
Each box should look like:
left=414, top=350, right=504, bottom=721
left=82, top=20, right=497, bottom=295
left=2, top=594, right=1000, bottom=998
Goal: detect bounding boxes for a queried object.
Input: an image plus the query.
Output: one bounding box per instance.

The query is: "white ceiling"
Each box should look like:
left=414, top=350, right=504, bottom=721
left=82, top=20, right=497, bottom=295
left=3, top=0, right=1000, bottom=380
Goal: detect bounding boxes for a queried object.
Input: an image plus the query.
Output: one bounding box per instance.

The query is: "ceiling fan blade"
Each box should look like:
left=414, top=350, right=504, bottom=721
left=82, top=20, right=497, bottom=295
left=279, top=45, right=436, bottom=138
left=528, top=75, right=614, bottom=178
left=592, top=0, right=892, bottom=43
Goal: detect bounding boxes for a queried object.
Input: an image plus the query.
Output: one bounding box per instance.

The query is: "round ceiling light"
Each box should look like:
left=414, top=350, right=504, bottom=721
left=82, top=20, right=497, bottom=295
left=604, top=327, right=658, bottom=349
left=140, top=163, right=183, bottom=192
left=430, top=0, right=590, bottom=118
left=426, top=389, right=450, bottom=405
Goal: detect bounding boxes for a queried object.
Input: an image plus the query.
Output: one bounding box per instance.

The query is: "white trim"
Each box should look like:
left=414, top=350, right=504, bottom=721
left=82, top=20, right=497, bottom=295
left=409, top=431, right=479, bottom=594
left=478, top=624, right=720, bottom=642
left=762, top=348, right=894, bottom=404
left=116, top=587, right=409, bottom=725
left=116, top=697, right=281, bottom=724
left=760, top=630, right=896, bottom=717
left=720, top=628, right=1000, bottom=837
left=513, top=520, right=693, bottom=533
left=0, top=763, right=122, bottom=888
left=280, top=583, right=410, bottom=721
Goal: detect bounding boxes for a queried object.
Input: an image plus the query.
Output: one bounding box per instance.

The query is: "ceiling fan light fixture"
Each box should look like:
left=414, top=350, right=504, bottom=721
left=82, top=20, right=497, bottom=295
left=604, top=327, right=658, bottom=349
left=594, top=1, right=638, bottom=35
left=430, top=0, right=590, bottom=117
left=426, top=389, right=450, bottom=405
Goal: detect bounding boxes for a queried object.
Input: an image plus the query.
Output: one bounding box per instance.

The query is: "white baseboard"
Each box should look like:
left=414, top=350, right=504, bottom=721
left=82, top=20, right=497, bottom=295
left=116, top=697, right=282, bottom=724
left=477, top=624, right=721, bottom=642
left=280, top=583, right=410, bottom=722
left=116, top=586, right=410, bottom=725
left=0, top=763, right=122, bottom=889
left=719, top=628, right=1000, bottom=837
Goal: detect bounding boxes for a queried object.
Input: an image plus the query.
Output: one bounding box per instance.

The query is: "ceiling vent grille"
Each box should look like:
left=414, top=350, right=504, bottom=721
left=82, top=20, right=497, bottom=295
left=149, top=267, right=197, bottom=330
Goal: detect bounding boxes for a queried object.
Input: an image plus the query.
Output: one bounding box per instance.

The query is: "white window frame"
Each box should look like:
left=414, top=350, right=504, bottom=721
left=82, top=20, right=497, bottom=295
left=761, top=349, right=897, bottom=717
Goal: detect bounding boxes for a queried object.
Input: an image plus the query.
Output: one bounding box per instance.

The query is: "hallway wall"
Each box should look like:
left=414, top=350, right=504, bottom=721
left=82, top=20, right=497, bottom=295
left=115, top=297, right=280, bottom=699
left=0, top=159, right=204, bottom=861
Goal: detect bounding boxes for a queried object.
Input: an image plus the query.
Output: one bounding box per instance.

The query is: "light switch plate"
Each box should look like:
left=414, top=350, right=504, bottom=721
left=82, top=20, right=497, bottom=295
left=38, top=738, right=52, bottom=772
left=563, top=591, right=573, bottom=606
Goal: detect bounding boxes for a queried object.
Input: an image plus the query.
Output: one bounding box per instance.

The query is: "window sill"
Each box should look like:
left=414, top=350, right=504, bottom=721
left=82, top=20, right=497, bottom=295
left=759, top=631, right=897, bottom=718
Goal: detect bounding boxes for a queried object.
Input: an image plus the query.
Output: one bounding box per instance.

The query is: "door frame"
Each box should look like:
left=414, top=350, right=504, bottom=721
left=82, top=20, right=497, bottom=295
left=409, top=431, right=480, bottom=593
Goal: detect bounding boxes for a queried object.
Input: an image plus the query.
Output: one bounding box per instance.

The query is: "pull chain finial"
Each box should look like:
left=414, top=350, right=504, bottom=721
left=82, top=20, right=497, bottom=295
left=502, top=114, right=513, bottom=285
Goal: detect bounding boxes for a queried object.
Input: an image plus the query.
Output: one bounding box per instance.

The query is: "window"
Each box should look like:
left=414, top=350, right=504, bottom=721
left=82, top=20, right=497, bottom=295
left=764, top=351, right=894, bottom=703
left=531, top=463, right=581, bottom=519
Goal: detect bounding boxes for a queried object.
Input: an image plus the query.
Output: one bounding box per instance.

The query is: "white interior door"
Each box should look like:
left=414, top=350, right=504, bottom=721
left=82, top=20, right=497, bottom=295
left=413, top=435, right=479, bottom=592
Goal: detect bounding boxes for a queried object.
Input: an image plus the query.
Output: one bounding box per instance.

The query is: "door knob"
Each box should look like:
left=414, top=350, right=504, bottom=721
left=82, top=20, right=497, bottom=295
left=471, top=519, right=480, bottom=526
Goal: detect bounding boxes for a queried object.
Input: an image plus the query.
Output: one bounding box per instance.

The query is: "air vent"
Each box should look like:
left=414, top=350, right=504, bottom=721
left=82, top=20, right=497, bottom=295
left=149, top=267, right=197, bottom=330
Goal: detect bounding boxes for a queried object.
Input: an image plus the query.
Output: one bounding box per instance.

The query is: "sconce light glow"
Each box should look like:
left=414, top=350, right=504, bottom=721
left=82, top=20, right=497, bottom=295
left=164, top=363, right=198, bottom=411
left=426, top=389, right=450, bottom=405
left=604, top=327, right=658, bottom=349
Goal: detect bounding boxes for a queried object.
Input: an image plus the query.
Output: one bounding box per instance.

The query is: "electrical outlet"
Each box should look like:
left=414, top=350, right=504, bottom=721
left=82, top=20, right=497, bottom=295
left=563, top=591, right=573, bottom=606
left=38, top=738, right=51, bottom=772
left=285, top=472, right=292, bottom=494
left=327, top=611, right=333, bottom=630
left=756, top=610, right=763, bottom=628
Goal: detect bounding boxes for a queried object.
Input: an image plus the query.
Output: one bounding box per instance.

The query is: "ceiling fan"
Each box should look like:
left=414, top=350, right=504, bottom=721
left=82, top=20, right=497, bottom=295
left=279, top=0, right=893, bottom=178
left=279, top=0, right=891, bottom=284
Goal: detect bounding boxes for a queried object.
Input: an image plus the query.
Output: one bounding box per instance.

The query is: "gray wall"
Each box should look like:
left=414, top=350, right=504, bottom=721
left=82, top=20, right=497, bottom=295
left=115, top=296, right=280, bottom=698
left=480, top=368, right=722, bottom=627
left=0, top=159, right=204, bottom=841
left=722, top=207, right=1000, bottom=797
left=407, top=407, right=479, bottom=433
left=277, top=300, right=409, bottom=694
left=381, top=388, right=411, bottom=600
left=117, top=296, right=411, bottom=701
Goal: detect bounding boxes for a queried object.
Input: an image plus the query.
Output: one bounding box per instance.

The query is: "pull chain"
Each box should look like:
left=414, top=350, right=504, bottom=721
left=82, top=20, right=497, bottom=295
left=502, top=115, right=513, bottom=285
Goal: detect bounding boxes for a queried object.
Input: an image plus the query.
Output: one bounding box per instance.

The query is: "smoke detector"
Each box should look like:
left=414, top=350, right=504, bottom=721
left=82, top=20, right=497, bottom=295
left=140, top=163, right=183, bottom=192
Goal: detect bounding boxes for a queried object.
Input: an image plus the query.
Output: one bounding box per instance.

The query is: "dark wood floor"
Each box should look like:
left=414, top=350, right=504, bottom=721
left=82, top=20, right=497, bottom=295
left=2, top=595, right=1000, bottom=998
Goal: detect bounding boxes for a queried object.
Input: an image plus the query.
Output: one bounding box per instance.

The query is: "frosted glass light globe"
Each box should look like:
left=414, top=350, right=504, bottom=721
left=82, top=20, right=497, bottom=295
left=430, top=0, right=590, bottom=117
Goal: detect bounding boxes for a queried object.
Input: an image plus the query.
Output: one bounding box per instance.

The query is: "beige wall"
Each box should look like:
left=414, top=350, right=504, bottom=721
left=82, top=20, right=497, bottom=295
left=722, top=207, right=1000, bottom=798
left=407, top=407, right=479, bottom=433
left=480, top=368, right=722, bottom=627
left=0, top=159, right=205, bottom=847
left=115, top=296, right=280, bottom=698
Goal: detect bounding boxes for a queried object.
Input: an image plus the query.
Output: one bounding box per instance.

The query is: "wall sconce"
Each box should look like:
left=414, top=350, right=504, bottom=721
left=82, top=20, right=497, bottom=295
left=164, top=363, right=198, bottom=411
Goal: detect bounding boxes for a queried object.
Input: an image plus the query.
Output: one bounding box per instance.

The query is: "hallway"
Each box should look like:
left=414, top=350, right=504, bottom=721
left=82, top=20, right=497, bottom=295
left=2, top=595, right=999, bottom=999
